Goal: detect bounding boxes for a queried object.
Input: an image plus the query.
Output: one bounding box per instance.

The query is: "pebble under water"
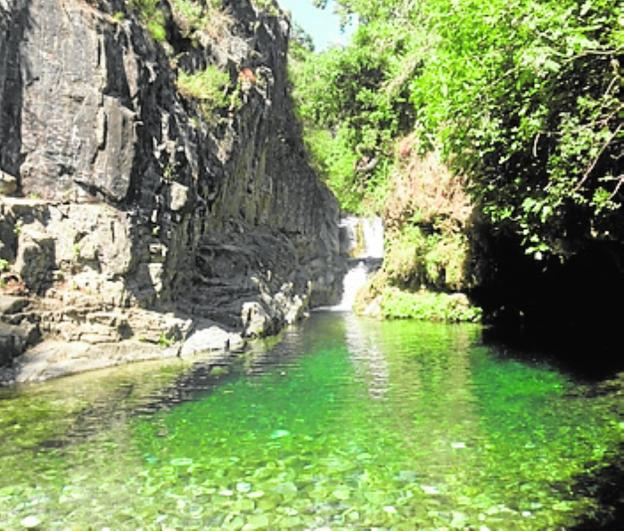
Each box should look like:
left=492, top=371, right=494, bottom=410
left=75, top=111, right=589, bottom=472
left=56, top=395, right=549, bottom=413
left=0, top=313, right=622, bottom=529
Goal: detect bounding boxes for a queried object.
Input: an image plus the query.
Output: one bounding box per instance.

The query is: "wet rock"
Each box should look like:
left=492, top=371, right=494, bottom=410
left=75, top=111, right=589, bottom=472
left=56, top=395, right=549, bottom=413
left=20, top=516, right=40, bottom=529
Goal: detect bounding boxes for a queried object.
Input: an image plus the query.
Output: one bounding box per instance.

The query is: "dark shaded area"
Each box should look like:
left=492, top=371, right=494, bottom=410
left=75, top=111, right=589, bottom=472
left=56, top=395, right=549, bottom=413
left=0, top=0, right=33, bottom=186
left=471, top=223, right=624, bottom=381
left=570, top=447, right=624, bottom=531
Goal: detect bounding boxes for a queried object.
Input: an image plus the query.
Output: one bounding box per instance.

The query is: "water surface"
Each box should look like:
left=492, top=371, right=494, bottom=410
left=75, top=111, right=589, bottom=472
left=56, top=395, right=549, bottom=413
left=0, top=314, right=622, bottom=529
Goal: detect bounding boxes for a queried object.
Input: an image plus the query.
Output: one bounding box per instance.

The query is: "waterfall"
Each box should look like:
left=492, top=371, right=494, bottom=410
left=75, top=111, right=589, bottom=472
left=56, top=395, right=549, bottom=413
left=361, top=217, right=384, bottom=259
left=331, top=261, right=369, bottom=312
left=329, top=216, right=384, bottom=312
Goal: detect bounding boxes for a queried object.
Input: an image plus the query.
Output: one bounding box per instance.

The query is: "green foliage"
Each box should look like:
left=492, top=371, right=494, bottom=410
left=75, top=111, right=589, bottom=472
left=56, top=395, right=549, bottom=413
left=290, top=22, right=315, bottom=56
left=158, top=331, right=175, bottom=348
left=176, top=65, right=231, bottom=118
left=290, top=15, right=416, bottom=212
left=381, top=226, right=470, bottom=292
left=170, top=0, right=228, bottom=39
left=296, top=0, right=624, bottom=259
left=382, top=225, right=427, bottom=287
left=129, top=0, right=168, bottom=42
left=170, top=0, right=204, bottom=35
left=251, top=0, right=280, bottom=16
left=379, top=288, right=482, bottom=322
left=0, top=258, right=9, bottom=273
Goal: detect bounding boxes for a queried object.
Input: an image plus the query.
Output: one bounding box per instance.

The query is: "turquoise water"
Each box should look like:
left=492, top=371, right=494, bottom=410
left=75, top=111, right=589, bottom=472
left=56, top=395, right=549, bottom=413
left=0, top=313, right=622, bottom=529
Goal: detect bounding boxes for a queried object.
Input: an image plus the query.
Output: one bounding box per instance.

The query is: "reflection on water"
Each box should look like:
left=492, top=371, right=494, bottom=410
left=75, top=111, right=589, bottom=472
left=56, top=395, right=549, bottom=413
left=0, top=314, right=622, bottom=529
left=344, top=314, right=389, bottom=399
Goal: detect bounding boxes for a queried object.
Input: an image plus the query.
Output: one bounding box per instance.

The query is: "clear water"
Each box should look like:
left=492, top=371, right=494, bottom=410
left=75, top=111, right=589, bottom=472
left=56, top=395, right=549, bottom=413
left=0, top=314, right=622, bottom=529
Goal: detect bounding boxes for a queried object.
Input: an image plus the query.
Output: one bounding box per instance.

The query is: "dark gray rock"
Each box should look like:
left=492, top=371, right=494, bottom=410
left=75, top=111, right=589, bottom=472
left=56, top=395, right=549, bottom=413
left=0, top=0, right=346, bottom=382
left=0, top=321, right=36, bottom=365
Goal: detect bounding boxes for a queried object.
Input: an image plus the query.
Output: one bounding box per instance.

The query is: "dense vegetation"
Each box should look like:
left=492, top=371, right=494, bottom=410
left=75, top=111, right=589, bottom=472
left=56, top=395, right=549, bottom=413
left=290, top=0, right=623, bottom=325
left=293, top=0, right=623, bottom=259
left=124, top=0, right=279, bottom=121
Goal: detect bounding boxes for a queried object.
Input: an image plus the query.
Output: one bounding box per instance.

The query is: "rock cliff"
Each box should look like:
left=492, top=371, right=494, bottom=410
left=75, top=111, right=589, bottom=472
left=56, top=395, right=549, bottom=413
left=0, top=0, right=344, bottom=382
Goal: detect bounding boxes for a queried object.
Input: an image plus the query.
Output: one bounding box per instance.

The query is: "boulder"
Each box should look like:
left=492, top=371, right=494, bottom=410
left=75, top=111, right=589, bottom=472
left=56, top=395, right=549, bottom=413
left=181, top=325, right=245, bottom=356
left=0, top=295, right=28, bottom=316
left=241, top=301, right=275, bottom=337
left=14, top=233, right=54, bottom=292
left=0, top=321, right=37, bottom=365
left=170, top=182, right=192, bottom=212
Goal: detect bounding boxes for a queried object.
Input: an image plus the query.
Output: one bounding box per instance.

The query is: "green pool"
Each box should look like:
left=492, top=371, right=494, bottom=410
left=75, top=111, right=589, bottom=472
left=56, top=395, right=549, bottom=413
left=0, top=313, right=622, bottom=529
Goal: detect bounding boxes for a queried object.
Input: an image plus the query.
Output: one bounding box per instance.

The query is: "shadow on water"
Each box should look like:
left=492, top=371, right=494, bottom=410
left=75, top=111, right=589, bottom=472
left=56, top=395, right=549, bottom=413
left=569, top=446, right=624, bottom=530
left=31, top=321, right=340, bottom=451
left=481, top=324, right=624, bottom=383
left=480, top=325, right=624, bottom=530
left=1, top=312, right=623, bottom=528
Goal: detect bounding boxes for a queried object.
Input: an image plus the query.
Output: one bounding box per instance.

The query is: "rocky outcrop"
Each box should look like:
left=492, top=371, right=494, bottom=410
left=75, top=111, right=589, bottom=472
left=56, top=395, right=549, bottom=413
left=0, top=0, right=344, bottom=382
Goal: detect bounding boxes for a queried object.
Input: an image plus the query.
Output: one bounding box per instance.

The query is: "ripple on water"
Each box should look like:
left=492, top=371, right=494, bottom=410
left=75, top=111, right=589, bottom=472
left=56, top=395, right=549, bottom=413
left=0, top=313, right=622, bottom=529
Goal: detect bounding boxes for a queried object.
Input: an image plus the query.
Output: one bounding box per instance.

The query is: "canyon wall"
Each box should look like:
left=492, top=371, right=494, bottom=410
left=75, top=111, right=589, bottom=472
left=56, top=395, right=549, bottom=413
left=0, top=0, right=345, bottom=382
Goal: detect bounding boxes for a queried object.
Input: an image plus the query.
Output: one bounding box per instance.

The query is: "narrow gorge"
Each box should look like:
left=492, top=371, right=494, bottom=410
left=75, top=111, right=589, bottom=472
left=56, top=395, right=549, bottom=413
left=0, top=1, right=622, bottom=528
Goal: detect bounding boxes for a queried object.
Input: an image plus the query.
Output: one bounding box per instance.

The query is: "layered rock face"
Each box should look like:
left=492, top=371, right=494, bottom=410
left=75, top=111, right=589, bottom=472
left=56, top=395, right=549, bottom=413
left=0, top=0, right=344, bottom=381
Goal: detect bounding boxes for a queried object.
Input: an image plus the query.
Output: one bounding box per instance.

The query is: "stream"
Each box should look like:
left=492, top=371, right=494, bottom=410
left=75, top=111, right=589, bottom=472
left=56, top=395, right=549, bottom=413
left=0, top=313, right=622, bottom=529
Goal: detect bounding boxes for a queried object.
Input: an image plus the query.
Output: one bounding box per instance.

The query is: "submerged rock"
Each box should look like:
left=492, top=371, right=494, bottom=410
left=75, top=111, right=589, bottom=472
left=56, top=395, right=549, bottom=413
left=20, top=516, right=41, bottom=529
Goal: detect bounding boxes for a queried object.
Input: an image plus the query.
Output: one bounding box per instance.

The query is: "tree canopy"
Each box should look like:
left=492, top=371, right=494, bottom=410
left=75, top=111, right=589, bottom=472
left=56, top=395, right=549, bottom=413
left=291, top=0, right=623, bottom=260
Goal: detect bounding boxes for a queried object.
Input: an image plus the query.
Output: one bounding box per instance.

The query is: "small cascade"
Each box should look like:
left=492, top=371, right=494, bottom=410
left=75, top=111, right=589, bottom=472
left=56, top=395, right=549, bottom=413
left=331, top=261, right=369, bottom=312
left=329, top=216, right=385, bottom=312
left=361, top=217, right=384, bottom=259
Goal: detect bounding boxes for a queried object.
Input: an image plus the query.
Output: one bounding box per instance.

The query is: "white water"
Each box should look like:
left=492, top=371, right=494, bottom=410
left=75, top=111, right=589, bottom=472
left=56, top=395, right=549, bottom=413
left=339, top=215, right=385, bottom=259
left=330, top=216, right=385, bottom=312
left=331, top=261, right=369, bottom=312
left=361, top=217, right=384, bottom=259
